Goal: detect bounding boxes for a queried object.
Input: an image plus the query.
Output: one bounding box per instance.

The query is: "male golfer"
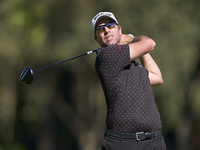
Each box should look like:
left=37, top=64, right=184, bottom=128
left=92, top=12, right=166, bottom=150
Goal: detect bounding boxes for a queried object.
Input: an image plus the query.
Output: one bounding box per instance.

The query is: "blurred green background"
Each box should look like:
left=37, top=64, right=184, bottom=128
left=0, top=0, right=200, bottom=149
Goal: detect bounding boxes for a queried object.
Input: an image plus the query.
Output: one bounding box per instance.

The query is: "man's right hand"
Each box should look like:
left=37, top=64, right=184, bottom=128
left=120, top=34, right=134, bottom=45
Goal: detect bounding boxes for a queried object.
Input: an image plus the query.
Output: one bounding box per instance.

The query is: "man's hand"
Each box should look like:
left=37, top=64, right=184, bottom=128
left=120, top=34, right=134, bottom=44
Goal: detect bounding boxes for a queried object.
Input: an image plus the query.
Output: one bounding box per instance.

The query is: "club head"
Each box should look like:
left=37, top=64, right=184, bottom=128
left=20, top=66, right=34, bottom=85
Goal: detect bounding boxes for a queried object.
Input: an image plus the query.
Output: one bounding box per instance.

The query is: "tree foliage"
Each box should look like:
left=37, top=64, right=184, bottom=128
left=0, top=0, right=200, bottom=149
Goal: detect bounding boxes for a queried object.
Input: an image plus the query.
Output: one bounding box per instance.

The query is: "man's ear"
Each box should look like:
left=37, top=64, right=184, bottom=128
left=119, top=26, right=122, bottom=35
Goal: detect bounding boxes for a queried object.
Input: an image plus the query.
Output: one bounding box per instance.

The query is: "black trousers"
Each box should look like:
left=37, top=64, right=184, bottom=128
left=102, top=135, right=166, bottom=150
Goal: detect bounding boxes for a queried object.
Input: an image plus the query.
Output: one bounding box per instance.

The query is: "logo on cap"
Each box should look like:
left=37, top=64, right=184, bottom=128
left=93, top=12, right=112, bottom=21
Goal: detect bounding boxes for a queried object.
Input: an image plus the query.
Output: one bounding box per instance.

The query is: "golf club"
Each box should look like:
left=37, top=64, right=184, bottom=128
left=20, top=48, right=100, bottom=86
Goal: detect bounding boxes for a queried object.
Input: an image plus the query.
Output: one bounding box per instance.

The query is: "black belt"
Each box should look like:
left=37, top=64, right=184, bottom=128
left=105, top=129, right=162, bottom=141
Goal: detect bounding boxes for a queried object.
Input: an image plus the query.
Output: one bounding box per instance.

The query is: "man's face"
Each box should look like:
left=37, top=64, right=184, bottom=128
left=94, top=18, right=122, bottom=47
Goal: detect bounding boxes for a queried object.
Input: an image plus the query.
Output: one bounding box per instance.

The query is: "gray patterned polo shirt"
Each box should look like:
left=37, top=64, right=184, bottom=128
left=95, top=44, right=161, bottom=133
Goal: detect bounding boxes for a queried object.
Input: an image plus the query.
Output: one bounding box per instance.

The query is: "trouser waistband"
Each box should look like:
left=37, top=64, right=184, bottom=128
left=105, top=129, right=162, bottom=141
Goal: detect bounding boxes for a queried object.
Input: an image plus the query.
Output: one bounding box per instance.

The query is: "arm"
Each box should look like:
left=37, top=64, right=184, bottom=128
left=129, top=35, right=156, bottom=61
left=120, top=34, right=156, bottom=60
left=140, top=53, right=163, bottom=86
left=120, top=34, right=162, bottom=86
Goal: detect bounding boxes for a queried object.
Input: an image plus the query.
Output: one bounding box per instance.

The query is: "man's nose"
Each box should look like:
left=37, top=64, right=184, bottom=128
left=104, top=26, right=110, bottom=33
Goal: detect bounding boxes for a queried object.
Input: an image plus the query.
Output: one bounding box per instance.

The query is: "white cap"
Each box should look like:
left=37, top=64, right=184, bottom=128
left=92, top=12, right=119, bottom=32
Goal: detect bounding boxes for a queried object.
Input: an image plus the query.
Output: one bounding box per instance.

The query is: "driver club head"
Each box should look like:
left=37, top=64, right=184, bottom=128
left=20, top=66, right=34, bottom=85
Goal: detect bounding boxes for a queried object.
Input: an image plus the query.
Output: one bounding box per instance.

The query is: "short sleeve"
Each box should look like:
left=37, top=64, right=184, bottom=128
left=95, top=44, right=131, bottom=77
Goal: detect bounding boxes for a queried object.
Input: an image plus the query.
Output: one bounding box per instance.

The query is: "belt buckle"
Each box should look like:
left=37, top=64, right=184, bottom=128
left=136, top=132, right=144, bottom=140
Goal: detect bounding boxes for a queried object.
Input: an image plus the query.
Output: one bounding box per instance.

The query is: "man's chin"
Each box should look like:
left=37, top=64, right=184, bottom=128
left=106, top=41, right=117, bottom=46
left=100, top=41, right=117, bottom=47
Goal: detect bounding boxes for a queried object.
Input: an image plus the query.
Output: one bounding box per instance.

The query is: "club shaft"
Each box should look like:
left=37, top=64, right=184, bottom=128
left=33, top=48, right=100, bottom=72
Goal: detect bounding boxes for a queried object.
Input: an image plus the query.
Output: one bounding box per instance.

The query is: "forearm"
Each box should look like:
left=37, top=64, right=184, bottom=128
left=140, top=53, right=163, bottom=86
left=129, top=35, right=156, bottom=61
